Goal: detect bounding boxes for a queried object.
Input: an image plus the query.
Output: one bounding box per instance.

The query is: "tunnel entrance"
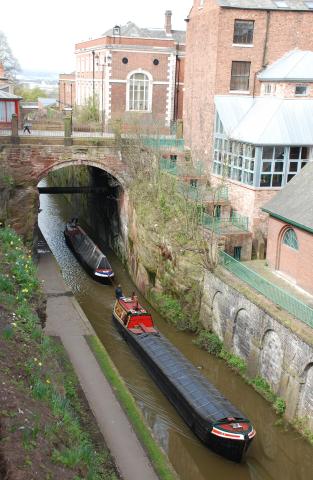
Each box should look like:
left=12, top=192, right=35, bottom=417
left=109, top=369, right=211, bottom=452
left=38, top=165, right=124, bottom=252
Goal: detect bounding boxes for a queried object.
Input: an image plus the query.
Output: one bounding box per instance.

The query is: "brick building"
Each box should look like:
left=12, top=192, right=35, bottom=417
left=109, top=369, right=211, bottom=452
left=211, top=49, right=313, bottom=246
left=184, top=0, right=313, bottom=157
left=59, top=73, right=76, bottom=110
left=262, top=161, right=313, bottom=295
left=0, top=63, right=21, bottom=126
left=70, top=11, right=185, bottom=131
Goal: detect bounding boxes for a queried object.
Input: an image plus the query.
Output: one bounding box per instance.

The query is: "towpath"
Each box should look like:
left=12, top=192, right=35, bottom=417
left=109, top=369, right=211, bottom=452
left=38, top=251, right=159, bottom=480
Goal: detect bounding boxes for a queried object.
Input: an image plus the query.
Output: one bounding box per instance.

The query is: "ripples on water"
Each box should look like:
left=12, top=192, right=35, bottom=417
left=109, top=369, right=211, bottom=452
left=38, top=187, right=313, bottom=480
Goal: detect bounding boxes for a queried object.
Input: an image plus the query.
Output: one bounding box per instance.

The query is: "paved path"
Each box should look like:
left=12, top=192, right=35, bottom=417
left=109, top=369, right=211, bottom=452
left=38, top=252, right=158, bottom=480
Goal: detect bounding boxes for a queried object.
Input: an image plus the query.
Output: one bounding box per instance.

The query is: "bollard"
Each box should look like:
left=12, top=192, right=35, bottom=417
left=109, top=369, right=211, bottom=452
left=11, top=114, right=20, bottom=144
left=64, top=115, right=73, bottom=146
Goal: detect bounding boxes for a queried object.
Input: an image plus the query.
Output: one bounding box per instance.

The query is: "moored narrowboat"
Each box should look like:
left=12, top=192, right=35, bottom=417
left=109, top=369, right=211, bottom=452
left=64, top=220, right=114, bottom=284
left=112, top=296, right=256, bottom=463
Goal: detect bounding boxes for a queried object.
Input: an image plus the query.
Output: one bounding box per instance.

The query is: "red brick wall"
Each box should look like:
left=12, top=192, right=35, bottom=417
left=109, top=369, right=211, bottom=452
left=267, top=217, right=313, bottom=295
left=184, top=0, right=220, bottom=161
left=59, top=75, right=76, bottom=110
left=111, top=51, right=169, bottom=81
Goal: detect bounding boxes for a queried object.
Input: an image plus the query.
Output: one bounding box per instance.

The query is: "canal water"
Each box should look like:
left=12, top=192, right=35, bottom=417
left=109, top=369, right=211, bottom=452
left=38, top=190, right=313, bottom=480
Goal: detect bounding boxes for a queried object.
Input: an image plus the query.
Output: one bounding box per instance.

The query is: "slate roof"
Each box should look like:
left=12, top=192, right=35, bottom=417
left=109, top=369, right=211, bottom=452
left=215, top=95, right=313, bottom=145
left=217, top=0, right=313, bottom=10
left=102, top=21, right=185, bottom=44
left=262, top=161, right=313, bottom=231
left=0, top=90, right=22, bottom=100
left=258, top=50, right=313, bottom=81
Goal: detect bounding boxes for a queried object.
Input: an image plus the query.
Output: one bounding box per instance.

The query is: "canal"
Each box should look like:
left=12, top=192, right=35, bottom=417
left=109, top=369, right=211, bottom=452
left=38, top=188, right=313, bottom=480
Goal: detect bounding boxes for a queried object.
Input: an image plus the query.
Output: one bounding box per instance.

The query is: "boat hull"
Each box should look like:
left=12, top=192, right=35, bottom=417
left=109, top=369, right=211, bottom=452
left=64, top=230, right=114, bottom=285
left=112, top=313, right=252, bottom=463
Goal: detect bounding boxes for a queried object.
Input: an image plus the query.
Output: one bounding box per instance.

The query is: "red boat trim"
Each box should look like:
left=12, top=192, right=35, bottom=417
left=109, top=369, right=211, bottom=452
left=212, top=427, right=245, bottom=440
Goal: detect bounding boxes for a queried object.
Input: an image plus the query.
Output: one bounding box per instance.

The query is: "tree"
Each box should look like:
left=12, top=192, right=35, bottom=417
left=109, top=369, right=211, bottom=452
left=0, top=31, right=20, bottom=79
left=14, top=85, right=48, bottom=101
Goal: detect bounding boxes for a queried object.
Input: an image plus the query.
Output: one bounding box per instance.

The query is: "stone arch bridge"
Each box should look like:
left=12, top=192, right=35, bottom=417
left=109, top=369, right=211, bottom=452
left=0, top=140, right=131, bottom=242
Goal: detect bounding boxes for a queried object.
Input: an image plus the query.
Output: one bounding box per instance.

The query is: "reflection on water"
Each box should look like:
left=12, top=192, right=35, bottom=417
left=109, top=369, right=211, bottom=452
left=38, top=188, right=313, bottom=480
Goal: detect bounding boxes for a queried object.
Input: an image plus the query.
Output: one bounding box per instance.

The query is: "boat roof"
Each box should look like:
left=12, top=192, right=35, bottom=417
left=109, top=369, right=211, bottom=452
left=119, top=298, right=150, bottom=315
left=136, top=333, right=245, bottom=423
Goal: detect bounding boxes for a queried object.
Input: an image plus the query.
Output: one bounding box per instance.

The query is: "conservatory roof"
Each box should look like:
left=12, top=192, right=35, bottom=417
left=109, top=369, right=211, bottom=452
left=258, top=50, right=313, bottom=81
left=214, top=95, right=313, bottom=145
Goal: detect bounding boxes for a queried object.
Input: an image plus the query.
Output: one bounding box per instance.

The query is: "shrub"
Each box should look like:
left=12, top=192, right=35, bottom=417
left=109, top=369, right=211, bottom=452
left=194, top=330, right=223, bottom=356
left=274, top=397, right=286, bottom=416
left=220, top=349, right=247, bottom=374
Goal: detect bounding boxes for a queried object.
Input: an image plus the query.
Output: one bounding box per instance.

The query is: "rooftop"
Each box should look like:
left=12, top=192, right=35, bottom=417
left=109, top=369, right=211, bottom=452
left=215, top=95, right=313, bottom=145
left=102, top=21, right=185, bottom=44
left=262, top=161, right=313, bottom=231
left=218, top=0, right=313, bottom=10
left=0, top=90, right=22, bottom=100
left=258, top=50, right=313, bottom=81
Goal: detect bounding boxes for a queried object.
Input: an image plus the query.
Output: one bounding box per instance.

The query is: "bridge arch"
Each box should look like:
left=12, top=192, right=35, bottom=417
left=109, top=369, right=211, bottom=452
left=37, top=159, right=127, bottom=189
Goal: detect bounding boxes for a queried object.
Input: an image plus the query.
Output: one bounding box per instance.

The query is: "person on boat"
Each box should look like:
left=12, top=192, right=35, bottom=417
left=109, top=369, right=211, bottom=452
left=115, top=284, right=123, bottom=299
left=70, top=217, right=78, bottom=227
left=132, top=293, right=139, bottom=310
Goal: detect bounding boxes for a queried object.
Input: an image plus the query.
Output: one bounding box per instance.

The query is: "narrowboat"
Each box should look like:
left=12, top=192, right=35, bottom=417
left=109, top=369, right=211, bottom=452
left=64, top=221, right=114, bottom=284
left=112, top=296, right=256, bottom=463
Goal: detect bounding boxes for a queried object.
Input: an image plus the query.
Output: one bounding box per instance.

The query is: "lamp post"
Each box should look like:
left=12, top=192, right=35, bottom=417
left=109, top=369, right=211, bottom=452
left=96, top=55, right=106, bottom=135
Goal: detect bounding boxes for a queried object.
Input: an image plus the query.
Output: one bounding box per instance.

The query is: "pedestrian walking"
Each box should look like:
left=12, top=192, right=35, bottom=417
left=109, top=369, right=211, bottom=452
left=23, top=117, right=32, bottom=134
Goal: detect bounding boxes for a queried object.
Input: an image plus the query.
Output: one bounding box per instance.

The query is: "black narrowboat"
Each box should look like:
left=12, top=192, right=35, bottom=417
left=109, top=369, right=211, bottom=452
left=64, top=221, right=114, bottom=284
left=112, top=296, right=256, bottom=463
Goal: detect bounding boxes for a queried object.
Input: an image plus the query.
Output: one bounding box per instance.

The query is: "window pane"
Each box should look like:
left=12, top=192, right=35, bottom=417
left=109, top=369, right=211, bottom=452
left=289, top=162, right=298, bottom=172
left=301, top=147, right=308, bottom=159
left=290, top=147, right=300, bottom=159
left=275, top=162, right=284, bottom=172
left=260, top=174, right=271, bottom=187
left=272, top=174, right=282, bottom=187
left=287, top=174, right=295, bottom=182
left=283, top=229, right=299, bottom=250
left=230, top=61, right=250, bottom=91
left=274, top=146, right=284, bottom=159
left=233, top=20, right=254, bottom=44
left=262, top=162, right=272, bottom=172
left=262, top=146, right=274, bottom=159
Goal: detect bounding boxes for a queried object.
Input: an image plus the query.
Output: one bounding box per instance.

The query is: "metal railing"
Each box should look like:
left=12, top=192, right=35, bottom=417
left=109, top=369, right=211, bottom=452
left=202, top=212, right=249, bottom=233
left=219, top=251, right=313, bottom=328
left=143, top=137, right=184, bottom=150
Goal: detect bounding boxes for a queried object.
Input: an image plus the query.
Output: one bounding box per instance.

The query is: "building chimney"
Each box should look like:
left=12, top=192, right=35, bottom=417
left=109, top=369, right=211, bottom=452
left=165, top=10, right=172, bottom=34
left=0, top=63, right=5, bottom=79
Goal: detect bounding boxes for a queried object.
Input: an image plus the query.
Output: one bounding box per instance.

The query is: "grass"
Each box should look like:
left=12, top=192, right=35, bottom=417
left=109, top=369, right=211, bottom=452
left=0, top=226, right=118, bottom=479
left=87, top=335, right=178, bottom=480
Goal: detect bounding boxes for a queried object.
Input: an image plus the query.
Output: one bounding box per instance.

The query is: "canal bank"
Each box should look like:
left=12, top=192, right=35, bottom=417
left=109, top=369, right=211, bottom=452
left=38, top=250, right=160, bottom=480
left=38, top=189, right=313, bottom=480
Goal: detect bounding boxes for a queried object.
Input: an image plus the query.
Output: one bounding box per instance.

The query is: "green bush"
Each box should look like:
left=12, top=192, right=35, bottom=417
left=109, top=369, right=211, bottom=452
left=274, top=397, right=286, bottom=416
left=220, top=349, right=247, bottom=374
left=194, top=330, right=223, bottom=355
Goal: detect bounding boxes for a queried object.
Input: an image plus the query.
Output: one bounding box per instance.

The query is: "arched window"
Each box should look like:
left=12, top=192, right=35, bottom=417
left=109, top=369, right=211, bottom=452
left=127, top=71, right=152, bottom=112
left=282, top=228, right=299, bottom=250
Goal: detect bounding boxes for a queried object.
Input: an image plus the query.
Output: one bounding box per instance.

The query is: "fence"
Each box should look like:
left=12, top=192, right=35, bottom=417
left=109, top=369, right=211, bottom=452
left=202, top=211, right=249, bottom=233
left=219, top=251, right=313, bottom=328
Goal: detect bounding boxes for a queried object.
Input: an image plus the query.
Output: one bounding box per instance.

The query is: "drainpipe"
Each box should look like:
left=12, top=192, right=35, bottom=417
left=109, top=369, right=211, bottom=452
left=253, top=10, right=270, bottom=97
left=173, top=50, right=181, bottom=122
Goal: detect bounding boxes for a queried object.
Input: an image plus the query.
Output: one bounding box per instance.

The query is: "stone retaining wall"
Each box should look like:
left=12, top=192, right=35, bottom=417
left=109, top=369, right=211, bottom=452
left=200, top=270, right=313, bottom=427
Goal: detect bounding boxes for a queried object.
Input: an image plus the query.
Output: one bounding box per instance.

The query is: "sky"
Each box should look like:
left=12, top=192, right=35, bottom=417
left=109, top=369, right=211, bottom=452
left=2, top=0, right=191, bottom=74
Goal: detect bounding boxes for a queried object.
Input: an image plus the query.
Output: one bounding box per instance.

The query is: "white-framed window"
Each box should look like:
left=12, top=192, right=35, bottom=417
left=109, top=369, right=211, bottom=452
left=126, top=70, right=152, bottom=112
left=263, top=83, right=276, bottom=95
